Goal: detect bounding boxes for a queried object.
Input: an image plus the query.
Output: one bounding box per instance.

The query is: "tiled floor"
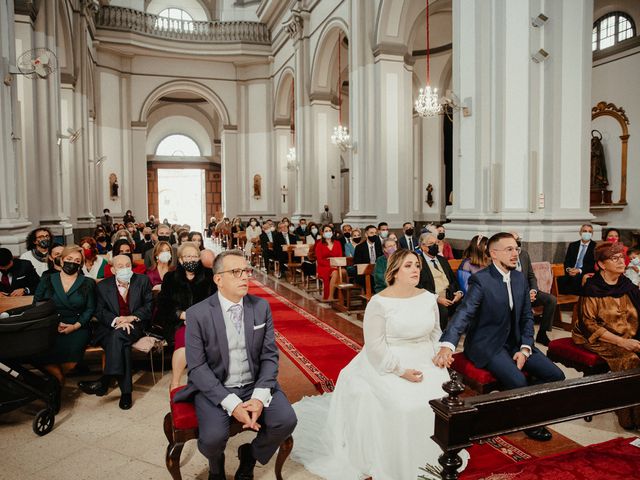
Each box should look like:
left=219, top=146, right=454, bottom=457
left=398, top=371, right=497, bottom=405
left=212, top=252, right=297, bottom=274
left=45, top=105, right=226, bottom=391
left=1, top=272, right=637, bottom=480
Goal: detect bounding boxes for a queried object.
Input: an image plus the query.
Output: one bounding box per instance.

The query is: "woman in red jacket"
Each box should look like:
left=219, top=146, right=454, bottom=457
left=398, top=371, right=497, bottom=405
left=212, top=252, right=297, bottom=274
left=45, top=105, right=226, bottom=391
left=315, top=225, right=343, bottom=300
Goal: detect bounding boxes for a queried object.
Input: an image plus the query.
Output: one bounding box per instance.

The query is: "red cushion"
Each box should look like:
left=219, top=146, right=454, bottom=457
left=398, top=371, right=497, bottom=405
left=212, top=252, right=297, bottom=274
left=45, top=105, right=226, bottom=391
left=170, top=386, right=199, bottom=430
left=452, top=353, right=497, bottom=384
left=548, top=337, right=606, bottom=368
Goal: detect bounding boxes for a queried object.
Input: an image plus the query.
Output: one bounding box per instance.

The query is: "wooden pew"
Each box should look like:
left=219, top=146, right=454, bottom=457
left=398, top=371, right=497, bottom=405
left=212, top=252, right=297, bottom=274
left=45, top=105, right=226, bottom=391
left=430, top=369, right=640, bottom=479
left=0, top=295, right=34, bottom=312
left=330, top=257, right=364, bottom=313
left=448, top=258, right=462, bottom=274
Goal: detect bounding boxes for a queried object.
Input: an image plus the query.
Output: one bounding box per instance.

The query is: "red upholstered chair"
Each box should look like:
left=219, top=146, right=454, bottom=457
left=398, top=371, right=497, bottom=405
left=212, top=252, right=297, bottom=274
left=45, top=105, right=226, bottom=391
left=164, top=386, right=294, bottom=480
left=451, top=353, right=499, bottom=394
left=546, top=338, right=609, bottom=376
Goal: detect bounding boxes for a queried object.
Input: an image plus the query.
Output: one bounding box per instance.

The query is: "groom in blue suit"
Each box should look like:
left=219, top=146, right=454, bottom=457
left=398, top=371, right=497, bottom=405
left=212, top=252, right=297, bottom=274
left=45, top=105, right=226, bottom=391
left=173, top=250, right=297, bottom=480
left=434, top=232, right=564, bottom=441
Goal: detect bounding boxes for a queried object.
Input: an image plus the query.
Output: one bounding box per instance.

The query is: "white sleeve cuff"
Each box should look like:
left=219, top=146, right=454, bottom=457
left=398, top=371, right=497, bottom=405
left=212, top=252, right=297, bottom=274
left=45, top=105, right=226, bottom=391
left=520, top=345, right=532, bottom=357
left=439, top=341, right=456, bottom=352
left=220, top=393, right=243, bottom=416
left=110, top=317, right=119, bottom=328
left=251, top=388, right=272, bottom=408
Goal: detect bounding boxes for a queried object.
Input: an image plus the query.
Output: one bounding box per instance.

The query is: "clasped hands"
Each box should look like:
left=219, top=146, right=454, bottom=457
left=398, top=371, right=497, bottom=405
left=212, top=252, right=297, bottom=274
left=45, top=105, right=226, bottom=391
left=433, top=347, right=529, bottom=370
left=58, top=322, right=81, bottom=334
left=232, top=398, right=264, bottom=431
left=0, top=288, right=26, bottom=297
left=115, top=315, right=137, bottom=333
left=437, top=291, right=463, bottom=308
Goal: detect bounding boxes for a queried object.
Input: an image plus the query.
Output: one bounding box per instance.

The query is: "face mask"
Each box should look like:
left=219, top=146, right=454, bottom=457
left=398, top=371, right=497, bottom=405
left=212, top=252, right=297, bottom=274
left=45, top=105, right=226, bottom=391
left=115, top=267, right=133, bottom=284
left=158, top=235, right=171, bottom=242
left=630, top=257, right=640, bottom=266
left=607, top=236, right=618, bottom=243
left=53, top=257, right=62, bottom=267
left=581, top=232, right=592, bottom=242
left=250, top=221, right=257, bottom=227
left=300, top=224, right=306, bottom=230
left=380, top=231, right=389, bottom=239
left=158, top=251, right=172, bottom=264
left=367, top=235, right=378, bottom=243
left=144, top=234, right=151, bottom=241
left=83, top=248, right=94, bottom=259
left=289, top=226, right=296, bottom=233
left=343, top=232, right=351, bottom=239
left=437, top=232, right=445, bottom=241
left=182, top=260, right=200, bottom=273
left=323, top=231, right=333, bottom=239
left=385, top=247, right=397, bottom=256
left=405, top=228, right=414, bottom=236
left=427, top=244, right=439, bottom=257
left=352, top=236, right=361, bottom=243
left=270, top=227, right=276, bottom=233
left=137, top=227, right=144, bottom=232
left=311, top=227, right=318, bottom=236
left=38, top=239, right=50, bottom=249
left=324, top=207, right=329, bottom=212
left=97, top=236, right=106, bottom=242
left=62, top=261, right=81, bottom=275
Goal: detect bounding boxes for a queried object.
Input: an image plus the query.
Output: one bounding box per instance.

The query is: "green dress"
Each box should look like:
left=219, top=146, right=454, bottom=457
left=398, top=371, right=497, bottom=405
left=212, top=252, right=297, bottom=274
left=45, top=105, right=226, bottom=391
left=373, top=256, right=388, bottom=293
left=34, top=272, right=96, bottom=363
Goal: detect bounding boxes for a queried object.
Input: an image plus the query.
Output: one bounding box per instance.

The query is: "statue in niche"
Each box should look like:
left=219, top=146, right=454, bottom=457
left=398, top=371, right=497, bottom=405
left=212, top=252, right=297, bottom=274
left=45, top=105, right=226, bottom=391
left=109, top=173, right=119, bottom=200
left=590, top=130, right=609, bottom=190
left=253, top=174, right=261, bottom=199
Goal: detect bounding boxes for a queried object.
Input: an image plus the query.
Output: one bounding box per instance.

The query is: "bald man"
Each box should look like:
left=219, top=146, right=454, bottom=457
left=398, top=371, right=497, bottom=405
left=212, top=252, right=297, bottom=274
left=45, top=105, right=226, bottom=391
left=78, top=254, right=153, bottom=409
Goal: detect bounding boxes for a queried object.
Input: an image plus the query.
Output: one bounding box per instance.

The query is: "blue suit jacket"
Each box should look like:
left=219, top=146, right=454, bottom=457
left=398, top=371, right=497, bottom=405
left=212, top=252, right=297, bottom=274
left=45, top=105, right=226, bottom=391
left=440, top=264, right=535, bottom=368
left=173, top=292, right=280, bottom=406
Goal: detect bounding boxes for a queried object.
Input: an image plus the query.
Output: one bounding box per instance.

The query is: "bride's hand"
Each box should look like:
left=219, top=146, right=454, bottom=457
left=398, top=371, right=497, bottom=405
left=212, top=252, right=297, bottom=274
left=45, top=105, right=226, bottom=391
left=401, top=369, right=423, bottom=383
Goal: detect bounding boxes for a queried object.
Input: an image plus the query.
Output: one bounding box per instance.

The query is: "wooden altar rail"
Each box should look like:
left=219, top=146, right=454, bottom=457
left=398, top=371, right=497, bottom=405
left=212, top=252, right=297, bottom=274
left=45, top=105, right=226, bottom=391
left=429, top=369, right=640, bottom=479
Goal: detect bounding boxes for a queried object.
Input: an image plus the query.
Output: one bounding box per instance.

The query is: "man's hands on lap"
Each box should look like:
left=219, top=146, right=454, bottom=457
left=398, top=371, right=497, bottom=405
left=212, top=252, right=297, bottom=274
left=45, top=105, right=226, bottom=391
left=233, top=399, right=263, bottom=431
left=513, top=351, right=527, bottom=370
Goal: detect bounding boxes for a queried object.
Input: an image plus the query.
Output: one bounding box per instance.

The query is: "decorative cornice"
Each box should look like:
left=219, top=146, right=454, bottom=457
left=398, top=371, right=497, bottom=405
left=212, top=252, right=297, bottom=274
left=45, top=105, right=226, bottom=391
left=283, top=11, right=303, bottom=41
left=592, top=101, right=630, bottom=125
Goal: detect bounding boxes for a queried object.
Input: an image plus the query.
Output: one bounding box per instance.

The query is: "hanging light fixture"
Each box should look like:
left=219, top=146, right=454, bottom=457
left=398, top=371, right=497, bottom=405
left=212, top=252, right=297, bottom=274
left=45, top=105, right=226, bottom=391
left=331, top=31, right=351, bottom=150
left=415, top=0, right=442, bottom=117
left=286, top=80, right=299, bottom=170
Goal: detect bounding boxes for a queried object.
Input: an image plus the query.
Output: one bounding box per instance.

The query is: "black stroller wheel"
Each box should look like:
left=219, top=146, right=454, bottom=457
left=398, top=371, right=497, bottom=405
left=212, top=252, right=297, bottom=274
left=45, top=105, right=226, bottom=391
left=33, top=408, right=55, bottom=436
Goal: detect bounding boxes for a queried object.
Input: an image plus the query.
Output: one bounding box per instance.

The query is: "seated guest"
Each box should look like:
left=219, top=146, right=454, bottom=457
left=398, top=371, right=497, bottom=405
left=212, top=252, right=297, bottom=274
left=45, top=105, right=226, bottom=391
left=135, top=226, right=154, bottom=255
left=377, top=222, right=390, bottom=240
left=244, top=217, right=262, bottom=257
left=434, top=224, right=455, bottom=260
left=146, top=241, right=174, bottom=289
left=294, top=218, right=308, bottom=240
left=315, top=225, right=343, bottom=301
left=109, top=229, right=135, bottom=257
left=100, top=208, right=114, bottom=234
left=625, top=248, right=640, bottom=286
left=42, top=243, right=64, bottom=279
left=305, top=222, right=320, bottom=244
left=373, top=238, right=397, bottom=293
left=398, top=222, right=419, bottom=252
left=343, top=227, right=360, bottom=258
left=231, top=218, right=244, bottom=248
left=259, top=220, right=277, bottom=272
left=207, top=216, right=217, bottom=237
left=78, top=254, right=153, bottom=409
left=145, top=224, right=177, bottom=269
left=274, top=221, right=297, bottom=276
left=80, top=237, right=108, bottom=280
left=353, top=225, right=383, bottom=287
left=188, top=231, right=205, bottom=251
left=604, top=228, right=629, bottom=265
left=417, top=233, right=463, bottom=330
left=573, top=241, right=640, bottom=429
left=559, top=224, right=597, bottom=295
left=0, top=247, right=40, bottom=296
left=157, top=242, right=215, bottom=390
left=457, top=234, right=490, bottom=293
left=177, top=229, right=190, bottom=246
left=94, top=227, right=111, bottom=254
left=172, top=250, right=297, bottom=480
left=127, top=222, right=142, bottom=245
left=123, top=209, right=135, bottom=225
left=511, top=233, right=558, bottom=346
left=105, top=239, right=145, bottom=277
left=33, top=245, right=95, bottom=385
left=20, top=227, right=53, bottom=276
left=435, top=232, right=565, bottom=441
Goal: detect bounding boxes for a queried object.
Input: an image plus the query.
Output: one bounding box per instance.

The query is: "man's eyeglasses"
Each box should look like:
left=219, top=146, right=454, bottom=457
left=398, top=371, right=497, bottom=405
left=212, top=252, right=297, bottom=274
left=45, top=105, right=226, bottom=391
left=491, top=246, right=522, bottom=254
left=218, top=268, right=254, bottom=278
left=607, top=254, right=625, bottom=263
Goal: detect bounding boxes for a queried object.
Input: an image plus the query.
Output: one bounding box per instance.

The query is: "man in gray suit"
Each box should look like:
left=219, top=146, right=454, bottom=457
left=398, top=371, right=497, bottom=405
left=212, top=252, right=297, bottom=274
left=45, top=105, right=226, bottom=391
left=173, top=250, right=297, bottom=480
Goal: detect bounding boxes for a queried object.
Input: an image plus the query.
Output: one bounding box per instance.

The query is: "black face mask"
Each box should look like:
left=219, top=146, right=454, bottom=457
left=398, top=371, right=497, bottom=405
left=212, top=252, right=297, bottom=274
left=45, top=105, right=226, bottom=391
left=158, top=235, right=171, bottom=242
left=352, top=236, right=361, bottom=244
left=97, top=235, right=106, bottom=242
left=137, top=227, right=144, bottom=232
left=405, top=228, right=414, bottom=236
left=53, top=257, right=62, bottom=267
left=324, top=208, right=329, bottom=212
left=144, top=234, right=152, bottom=241
left=182, top=260, right=200, bottom=273
left=343, top=232, right=351, bottom=239
left=367, top=235, right=378, bottom=243
left=516, top=239, right=522, bottom=248
left=427, top=244, right=439, bottom=257
left=38, top=239, right=50, bottom=249
left=62, top=261, right=81, bottom=275
left=437, top=232, right=445, bottom=241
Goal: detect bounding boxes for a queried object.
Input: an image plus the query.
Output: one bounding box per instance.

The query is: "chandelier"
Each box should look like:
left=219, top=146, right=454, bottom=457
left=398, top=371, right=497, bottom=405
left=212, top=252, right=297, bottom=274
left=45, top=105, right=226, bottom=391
left=415, top=0, right=442, bottom=117
left=331, top=31, right=351, bottom=150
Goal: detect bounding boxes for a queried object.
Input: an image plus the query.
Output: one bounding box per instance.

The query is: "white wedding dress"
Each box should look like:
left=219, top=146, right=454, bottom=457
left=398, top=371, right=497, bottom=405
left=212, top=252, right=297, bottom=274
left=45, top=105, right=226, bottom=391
left=291, top=291, right=469, bottom=480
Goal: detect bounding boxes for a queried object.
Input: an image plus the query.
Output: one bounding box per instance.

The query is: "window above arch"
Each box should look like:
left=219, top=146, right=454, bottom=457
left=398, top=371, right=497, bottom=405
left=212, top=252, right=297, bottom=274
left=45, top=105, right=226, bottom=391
left=156, top=7, right=194, bottom=32
left=156, top=134, right=201, bottom=156
left=593, top=12, right=636, bottom=52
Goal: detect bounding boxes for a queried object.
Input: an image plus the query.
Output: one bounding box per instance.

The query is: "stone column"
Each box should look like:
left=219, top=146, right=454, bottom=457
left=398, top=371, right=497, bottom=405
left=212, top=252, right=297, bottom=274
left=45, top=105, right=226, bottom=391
left=221, top=128, right=239, bottom=217
left=274, top=124, right=293, bottom=216
left=130, top=122, right=148, bottom=218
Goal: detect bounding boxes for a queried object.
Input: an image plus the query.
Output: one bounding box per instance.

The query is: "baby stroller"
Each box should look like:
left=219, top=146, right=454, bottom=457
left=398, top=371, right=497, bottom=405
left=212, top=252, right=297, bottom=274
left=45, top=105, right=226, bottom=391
left=0, top=300, right=61, bottom=436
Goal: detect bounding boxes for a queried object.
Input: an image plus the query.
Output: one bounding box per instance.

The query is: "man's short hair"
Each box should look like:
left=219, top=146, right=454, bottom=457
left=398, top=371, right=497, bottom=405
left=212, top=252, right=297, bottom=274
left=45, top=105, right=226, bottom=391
left=364, top=224, right=376, bottom=233
left=403, top=222, right=412, bottom=229
left=580, top=223, right=593, bottom=231
left=0, top=248, right=13, bottom=267
left=378, top=222, right=388, bottom=229
left=212, top=249, right=245, bottom=275
left=103, top=209, right=110, bottom=214
left=486, top=232, right=517, bottom=252
left=419, top=232, right=436, bottom=245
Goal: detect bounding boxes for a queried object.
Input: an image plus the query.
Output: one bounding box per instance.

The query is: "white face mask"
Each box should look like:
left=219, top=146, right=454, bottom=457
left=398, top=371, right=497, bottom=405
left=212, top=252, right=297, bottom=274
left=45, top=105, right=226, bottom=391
left=380, top=231, right=389, bottom=239
left=158, top=251, right=172, bottom=264
left=115, top=267, right=133, bottom=284
left=250, top=221, right=257, bottom=227
left=311, top=227, right=318, bottom=235
left=581, top=232, right=592, bottom=242
left=289, top=226, right=296, bottom=233
left=323, top=231, right=333, bottom=239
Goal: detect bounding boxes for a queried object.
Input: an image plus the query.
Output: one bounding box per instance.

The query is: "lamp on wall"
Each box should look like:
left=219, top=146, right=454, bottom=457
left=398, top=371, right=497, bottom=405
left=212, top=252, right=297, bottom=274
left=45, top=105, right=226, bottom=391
left=531, top=13, right=549, bottom=28
left=414, top=0, right=442, bottom=117
left=331, top=31, right=352, bottom=150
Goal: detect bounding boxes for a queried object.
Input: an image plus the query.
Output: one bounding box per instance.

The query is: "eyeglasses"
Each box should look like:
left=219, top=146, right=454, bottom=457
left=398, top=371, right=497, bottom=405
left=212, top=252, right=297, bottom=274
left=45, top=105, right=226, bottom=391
left=607, top=254, right=625, bottom=262
left=182, top=255, right=200, bottom=260
left=36, top=234, right=51, bottom=239
left=491, top=247, right=522, bottom=254
left=218, top=268, right=253, bottom=278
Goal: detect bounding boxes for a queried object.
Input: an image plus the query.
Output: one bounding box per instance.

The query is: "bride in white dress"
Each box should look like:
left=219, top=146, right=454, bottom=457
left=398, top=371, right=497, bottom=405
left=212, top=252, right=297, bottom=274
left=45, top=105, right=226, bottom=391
left=292, top=249, right=469, bottom=479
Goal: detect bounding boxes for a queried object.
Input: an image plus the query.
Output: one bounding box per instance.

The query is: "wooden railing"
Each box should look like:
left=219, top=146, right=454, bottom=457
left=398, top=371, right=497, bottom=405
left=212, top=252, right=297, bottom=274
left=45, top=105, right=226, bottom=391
left=95, top=6, right=271, bottom=45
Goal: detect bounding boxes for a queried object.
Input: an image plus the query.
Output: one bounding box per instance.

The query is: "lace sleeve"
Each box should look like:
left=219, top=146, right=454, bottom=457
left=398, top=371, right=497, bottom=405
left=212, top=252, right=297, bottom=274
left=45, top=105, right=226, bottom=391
left=363, top=298, right=404, bottom=376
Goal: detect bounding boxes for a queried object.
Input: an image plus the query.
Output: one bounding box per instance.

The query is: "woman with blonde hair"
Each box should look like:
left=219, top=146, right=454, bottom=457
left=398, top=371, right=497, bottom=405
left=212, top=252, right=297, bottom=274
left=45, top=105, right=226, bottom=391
left=146, top=241, right=174, bottom=288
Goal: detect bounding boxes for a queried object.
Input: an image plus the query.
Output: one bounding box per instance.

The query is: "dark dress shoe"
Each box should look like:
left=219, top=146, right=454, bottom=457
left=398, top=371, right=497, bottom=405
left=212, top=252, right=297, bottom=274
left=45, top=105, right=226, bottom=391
left=535, top=332, right=551, bottom=346
left=78, top=379, right=108, bottom=396
left=119, top=393, right=132, bottom=410
left=525, top=426, right=552, bottom=441
left=235, top=443, right=256, bottom=480
left=208, top=453, right=225, bottom=480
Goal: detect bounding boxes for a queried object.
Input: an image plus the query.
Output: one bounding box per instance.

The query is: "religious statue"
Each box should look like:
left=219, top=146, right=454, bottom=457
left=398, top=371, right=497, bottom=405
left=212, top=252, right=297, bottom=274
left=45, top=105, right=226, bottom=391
left=590, top=130, right=609, bottom=190
left=426, top=184, right=434, bottom=207
left=109, top=173, right=119, bottom=199
left=281, top=185, right=288, bottom=203
left=253, top=174, right=262, bottom=199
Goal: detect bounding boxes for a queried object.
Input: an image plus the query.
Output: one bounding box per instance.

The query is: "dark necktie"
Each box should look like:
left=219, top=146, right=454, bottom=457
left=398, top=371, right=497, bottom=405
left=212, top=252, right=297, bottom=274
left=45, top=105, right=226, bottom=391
left=431, top=259, right=441, bottom=271
left=1, top=271, right=10, bottom=287
left=408, top=238, right=413, bottom=250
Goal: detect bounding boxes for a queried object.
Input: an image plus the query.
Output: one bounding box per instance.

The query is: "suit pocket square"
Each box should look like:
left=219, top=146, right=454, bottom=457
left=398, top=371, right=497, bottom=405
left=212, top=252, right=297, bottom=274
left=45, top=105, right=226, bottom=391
left=16, top=276, right=26, bottom=280
left=253, top=323, right=266, bottom=330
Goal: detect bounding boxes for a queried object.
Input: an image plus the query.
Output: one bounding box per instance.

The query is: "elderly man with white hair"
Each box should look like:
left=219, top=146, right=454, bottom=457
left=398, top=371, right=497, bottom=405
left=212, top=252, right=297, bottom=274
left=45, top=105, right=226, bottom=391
left=78, top=254, right=153, bottom=409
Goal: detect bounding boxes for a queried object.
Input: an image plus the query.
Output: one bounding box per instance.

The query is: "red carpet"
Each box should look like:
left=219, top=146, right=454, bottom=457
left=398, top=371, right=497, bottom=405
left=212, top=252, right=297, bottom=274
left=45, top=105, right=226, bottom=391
left=249, top=280, right=361, bottom=392
left=461, top=437, right=640, bottom=480
left=461, top=436, right=534, bottom=478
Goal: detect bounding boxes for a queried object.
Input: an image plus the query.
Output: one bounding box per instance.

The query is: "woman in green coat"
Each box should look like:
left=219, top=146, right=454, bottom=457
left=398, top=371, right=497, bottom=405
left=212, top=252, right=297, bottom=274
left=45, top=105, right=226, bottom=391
left=35, top=244, right=96, bottom=385
left=373, top=238, right=398, bottom=293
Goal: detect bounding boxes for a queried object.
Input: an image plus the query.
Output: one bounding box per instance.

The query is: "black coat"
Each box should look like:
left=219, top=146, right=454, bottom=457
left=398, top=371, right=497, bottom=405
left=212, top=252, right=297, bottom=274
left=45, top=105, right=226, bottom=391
left=353, top=240, right=383, bottom=265
left=156, top=266, right=215, bottom=340
left=417, top=253, right=460, bottom=295
left=563, top=240, right=596, bottom=274
left=95, top=274, right=153, bottom=330
left=0, top=258, right=40, bottom=295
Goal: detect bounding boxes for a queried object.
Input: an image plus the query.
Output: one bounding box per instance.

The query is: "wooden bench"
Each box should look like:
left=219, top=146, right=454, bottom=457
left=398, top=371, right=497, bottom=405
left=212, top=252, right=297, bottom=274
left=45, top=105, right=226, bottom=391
left=165, top=386, right=293, bottom=480
left=551, top=263, right=580, bottom=330
left=0, top=295, right=34, bottom=312
left=331, top=257, right=364, bottom=313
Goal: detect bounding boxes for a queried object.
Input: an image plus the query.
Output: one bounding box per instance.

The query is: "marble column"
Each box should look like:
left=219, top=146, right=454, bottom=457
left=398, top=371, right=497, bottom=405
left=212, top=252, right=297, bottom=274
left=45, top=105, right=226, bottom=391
left=274, top=124, right=293, bottom=216
left=221, top=128, right=239, bottom=217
